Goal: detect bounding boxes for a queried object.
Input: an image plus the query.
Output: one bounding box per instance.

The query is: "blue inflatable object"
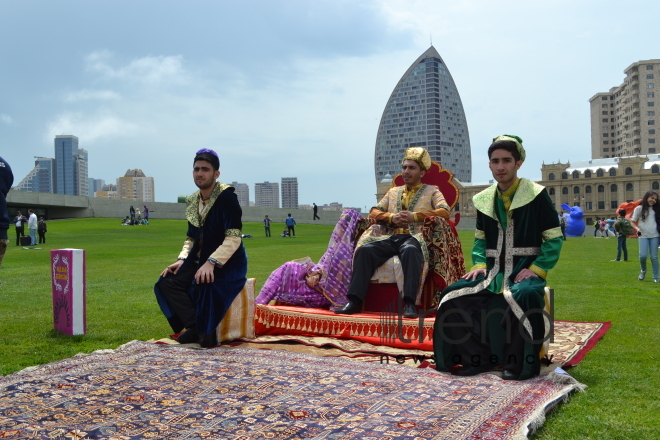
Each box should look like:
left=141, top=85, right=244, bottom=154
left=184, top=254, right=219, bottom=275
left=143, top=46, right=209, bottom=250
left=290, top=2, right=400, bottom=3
left=561, top=203, right=586, bottom=237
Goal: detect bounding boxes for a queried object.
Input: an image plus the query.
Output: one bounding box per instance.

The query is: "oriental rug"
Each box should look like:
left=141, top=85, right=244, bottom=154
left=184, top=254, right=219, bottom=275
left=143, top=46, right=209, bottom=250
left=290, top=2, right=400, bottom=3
left=0, top=341, right=584, bottom=439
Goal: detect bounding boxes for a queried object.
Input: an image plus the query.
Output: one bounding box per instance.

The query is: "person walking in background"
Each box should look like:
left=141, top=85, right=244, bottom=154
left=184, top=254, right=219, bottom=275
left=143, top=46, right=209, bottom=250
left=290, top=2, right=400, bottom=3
left=14, top=211, right=27, bottom=246
left=0, top=156, right=14, bottom=267
left=27, top=209, right=37, bottom=246
left=559, top=214, right=567, bottom=240
left=631, top=190, right=660, bottom=282
left=593, top=218, right=600, bottom=237
left=38, top=217, right=47, bottom=244
left=313, top=203, right=320, bottom=220
left=143, top=205, right=149, bottom=224
left=285, top=213, right=297, bottom=237
left=613, top=209, right=632, bottom=262
left=263, top=215, right=272, bottom=237
left=599, top=218, right=610, bottom=238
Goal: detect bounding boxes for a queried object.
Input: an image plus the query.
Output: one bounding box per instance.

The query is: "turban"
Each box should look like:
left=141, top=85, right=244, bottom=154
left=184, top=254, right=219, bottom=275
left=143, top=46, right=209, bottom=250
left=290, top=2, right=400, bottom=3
left=194, top=148, right=220, bottom=170
left=402, top=147, right=432, bottom=171
left=492, top=134, right=525, bottom=163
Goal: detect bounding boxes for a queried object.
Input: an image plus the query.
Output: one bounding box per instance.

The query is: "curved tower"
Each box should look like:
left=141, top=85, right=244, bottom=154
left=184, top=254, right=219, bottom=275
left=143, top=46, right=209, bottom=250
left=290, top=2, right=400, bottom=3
left=374, top=46, right=471, bottom=184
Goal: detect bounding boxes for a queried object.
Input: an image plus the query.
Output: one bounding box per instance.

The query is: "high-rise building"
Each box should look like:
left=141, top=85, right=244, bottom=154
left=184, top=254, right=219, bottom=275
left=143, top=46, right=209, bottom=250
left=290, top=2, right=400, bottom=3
left=281, top=177, right=298, bottom=209
left=54, top=135, right=88, bottom=196
left=15, top=157, right=54, bottom=193
left=95, top=183, right=118, bottom=199
left=374, top=46, right=471, bottom=184
left=589, top=59, right=659, bottom=159
left=231, top=181, right=250, bottom=207
left=88, top=178, right=105, bottom=198
left=117, top=169, right=155, bottom=202
left=255, top=181, right=280, bottom=208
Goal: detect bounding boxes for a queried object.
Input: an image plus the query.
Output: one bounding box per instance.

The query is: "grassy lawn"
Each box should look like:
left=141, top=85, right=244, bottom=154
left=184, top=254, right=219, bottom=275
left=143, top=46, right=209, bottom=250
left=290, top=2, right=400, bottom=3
left=0, top=218, right=658, bottom=438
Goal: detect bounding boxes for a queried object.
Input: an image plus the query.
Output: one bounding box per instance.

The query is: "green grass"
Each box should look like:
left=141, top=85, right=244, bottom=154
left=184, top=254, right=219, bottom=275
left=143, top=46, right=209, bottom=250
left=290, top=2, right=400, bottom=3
left=0, top=219, right=658, bottom=438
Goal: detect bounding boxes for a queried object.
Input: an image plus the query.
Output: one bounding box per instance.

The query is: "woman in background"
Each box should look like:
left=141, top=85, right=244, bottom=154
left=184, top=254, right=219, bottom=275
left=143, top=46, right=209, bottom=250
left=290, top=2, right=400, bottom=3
left=631, top=190, right=660, bottom=282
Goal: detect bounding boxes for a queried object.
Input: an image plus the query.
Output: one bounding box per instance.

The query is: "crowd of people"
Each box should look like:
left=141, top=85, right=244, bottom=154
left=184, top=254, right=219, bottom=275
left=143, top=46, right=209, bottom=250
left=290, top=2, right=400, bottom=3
left=123, top=205, right=150, bottom=225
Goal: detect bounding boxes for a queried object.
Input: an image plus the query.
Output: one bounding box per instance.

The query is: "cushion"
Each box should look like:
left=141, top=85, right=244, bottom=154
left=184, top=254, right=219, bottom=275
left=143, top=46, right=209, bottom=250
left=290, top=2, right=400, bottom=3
left=216, top=278, right=256, bottom=343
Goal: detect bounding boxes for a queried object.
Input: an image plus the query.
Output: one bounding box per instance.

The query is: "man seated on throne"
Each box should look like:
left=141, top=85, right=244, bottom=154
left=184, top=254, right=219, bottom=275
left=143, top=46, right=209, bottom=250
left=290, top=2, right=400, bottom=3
left=335, top=147, right=450, bottom=318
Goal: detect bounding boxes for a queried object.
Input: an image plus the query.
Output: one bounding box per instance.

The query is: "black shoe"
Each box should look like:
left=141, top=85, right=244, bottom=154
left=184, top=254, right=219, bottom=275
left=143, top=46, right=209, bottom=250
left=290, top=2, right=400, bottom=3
left=177, top=328, right=199, bottom=344
left=403, top=303, right=418, bottom=319
left=199, top=333, right=217, bottom=348
left=335, top=301, right=362, bottom=315
left=457, top=364, right=492, bottom=376
left=502, top=369, right=520, bottom=381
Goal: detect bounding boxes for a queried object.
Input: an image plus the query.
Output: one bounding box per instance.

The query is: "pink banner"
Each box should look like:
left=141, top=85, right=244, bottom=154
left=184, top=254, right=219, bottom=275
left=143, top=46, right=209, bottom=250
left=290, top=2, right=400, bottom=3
left=51, top=249, right=86, bottom=335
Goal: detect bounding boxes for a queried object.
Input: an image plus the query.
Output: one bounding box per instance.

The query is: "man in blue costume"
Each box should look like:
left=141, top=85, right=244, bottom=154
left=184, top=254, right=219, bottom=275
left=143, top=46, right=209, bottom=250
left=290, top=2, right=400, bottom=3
left=155, top=149, right=247, bottom=348
left=433, top=135, right=562, bottom=380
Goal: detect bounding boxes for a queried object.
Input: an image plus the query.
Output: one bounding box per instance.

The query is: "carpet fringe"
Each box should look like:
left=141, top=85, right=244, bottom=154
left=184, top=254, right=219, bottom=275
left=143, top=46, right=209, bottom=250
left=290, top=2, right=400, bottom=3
left=546, top=367, right=588, bottom=392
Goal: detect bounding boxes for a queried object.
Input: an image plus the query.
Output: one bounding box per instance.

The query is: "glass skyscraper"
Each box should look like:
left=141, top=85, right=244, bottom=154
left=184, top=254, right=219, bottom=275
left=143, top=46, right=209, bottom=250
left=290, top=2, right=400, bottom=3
left=54, top=135, right=88, bottom=196
left=374, top=46, right=471, bottom=184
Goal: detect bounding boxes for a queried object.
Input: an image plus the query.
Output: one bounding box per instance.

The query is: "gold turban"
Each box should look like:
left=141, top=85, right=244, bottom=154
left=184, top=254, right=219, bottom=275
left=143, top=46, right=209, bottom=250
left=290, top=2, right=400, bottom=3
left=402, top=147, right=432, bottom=171
left=492, top=134, right=526, bottom=163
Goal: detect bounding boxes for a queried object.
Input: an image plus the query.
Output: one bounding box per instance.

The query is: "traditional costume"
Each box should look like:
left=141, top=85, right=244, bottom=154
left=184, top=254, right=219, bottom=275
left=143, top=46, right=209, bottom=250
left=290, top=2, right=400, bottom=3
left=433, top=135, right=562, bottom=380
left=155, top=159, right=247, bottom=346
left=340, top=147, right=450, bottom=312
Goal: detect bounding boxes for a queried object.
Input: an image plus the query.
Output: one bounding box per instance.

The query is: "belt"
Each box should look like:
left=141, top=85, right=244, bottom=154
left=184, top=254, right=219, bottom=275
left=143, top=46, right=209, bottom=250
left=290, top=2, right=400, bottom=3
left=393, top=228, right=410, bottom=235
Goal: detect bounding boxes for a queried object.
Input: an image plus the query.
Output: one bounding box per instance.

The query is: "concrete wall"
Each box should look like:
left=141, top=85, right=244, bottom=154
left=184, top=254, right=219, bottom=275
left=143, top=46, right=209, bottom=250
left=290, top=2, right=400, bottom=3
left=6, top=190, right=346, bottom=225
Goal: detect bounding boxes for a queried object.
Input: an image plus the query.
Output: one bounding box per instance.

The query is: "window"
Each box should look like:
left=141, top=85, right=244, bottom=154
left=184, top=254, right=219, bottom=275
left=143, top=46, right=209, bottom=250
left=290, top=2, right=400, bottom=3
left=651, top=148, right=657, bottom=153
left=598, top=185, right=605, bottom=193
left=650, top=129, right=656, bottom=135
left=626, top=183, right=633, bottom=191
left=649, top=102, right=655, bottom=107
left=611, top=201, right=618, bottom=209
left=597, top=169, right=604, bottom=177
left=648, top=65, right=654, bottom=70
left=602, top=111, right=608, bottom=115
left=602, top=96, right=608, bottom=100
left=649, top=111, right=656, bottom=116
left=598, top=201, right=605, bottom=210
left=625, top=167, right=633, bottom=175
left=650, top=139, right=656, bottom=144
left=586, top=185, right=592, bottom=193
left=549, top=188, right=555, bottom=195
left=572, top=171, right=579, bottom=179
left=609, top=168, right=617, bottom=176
left=603, top=133, right=609, bottom=137
left=602, top=118, right=608, bottom=122
left=654, top=181, right=660, bottom=190
left=585, top=170, right=592, bottom=178
left=561, top=172, right=568, bottom=179
left=611, top=184, right=617, bottom=192
left=649, top=83, right=655, bottom=89
left=585, top=201, right=592, bottom=210
left=647, top=74, right=655, bottom=79
left=650, top=120, right=656, bottom=125
left=573, top=186, right=580, bottom=194
left=602, top=104, right=608, bottom=108
left=562, top=187, right=568, bottom=195
left=652, top=165, right=659, bottom=173
left=649, top=92, right=655, bottom=98
left=548, top=173, right=555, bottom=180
left=604, top=146, right=609, bottom=150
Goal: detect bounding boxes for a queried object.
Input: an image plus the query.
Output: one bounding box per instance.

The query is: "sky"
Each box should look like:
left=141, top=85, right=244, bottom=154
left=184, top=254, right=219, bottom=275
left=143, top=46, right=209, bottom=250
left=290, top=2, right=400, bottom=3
left=1, top=0, right=658, bottom=211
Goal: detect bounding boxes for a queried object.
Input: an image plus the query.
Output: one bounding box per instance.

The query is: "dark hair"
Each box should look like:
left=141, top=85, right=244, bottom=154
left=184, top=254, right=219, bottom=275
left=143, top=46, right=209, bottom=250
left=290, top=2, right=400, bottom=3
left=639, top=190, right=660, bottom=221
left=488, top=140, right=521, bottom=162
left=618, top=209, right=627, bottom=217
left=194, top=153, right=220, bottom=171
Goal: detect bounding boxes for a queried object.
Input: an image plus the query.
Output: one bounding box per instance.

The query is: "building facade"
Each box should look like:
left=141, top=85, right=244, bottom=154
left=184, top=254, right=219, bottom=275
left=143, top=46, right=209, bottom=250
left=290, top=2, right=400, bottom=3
left=255, top=181, right=280, bottom=208
left=589, top=59, right=659, bottom=159
left=95, top=184, right=118, bottom=199
left=231, top=181, right=250, bottom=207
left=54, top=135, right=88, bottom=196
left=117, top=169, right=155, bottom=202
left=15, top=157, right=54, bottom=193
left=374, top=46, right=471, bottom=186
left=455, top=155, right=660, bottom=228
left=281, top=177, right=298, bottom=209
left=88, top=178, right=105, bottom=198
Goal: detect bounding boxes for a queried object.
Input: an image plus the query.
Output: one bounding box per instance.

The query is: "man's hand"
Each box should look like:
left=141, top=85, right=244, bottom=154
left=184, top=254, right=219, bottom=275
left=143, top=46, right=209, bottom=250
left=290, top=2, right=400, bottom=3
left=514, top=268, right=539, bottom=284
left=392, top=211, right=415, bottom=227
left=161, top=260, right=184, bottom=277
left=195, top=260, right=216, bottom=284
left=462, top=268, right=486, bottom=281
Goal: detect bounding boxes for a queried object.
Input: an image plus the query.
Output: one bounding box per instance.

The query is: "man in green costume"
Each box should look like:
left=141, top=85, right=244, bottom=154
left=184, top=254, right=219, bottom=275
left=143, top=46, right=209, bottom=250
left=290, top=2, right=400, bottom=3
left=433, top=135, right=562, bottom=380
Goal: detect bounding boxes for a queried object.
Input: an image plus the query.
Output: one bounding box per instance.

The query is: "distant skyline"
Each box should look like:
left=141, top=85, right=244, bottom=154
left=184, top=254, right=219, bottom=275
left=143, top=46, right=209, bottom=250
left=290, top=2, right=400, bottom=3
left=1, top=1, right=659, bottom=210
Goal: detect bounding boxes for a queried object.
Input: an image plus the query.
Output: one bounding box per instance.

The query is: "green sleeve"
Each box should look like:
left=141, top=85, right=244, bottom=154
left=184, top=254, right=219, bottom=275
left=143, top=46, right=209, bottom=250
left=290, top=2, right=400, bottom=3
left=471, top=237, right=487, bottom=270
left=528, top=236, right=563, bottom=278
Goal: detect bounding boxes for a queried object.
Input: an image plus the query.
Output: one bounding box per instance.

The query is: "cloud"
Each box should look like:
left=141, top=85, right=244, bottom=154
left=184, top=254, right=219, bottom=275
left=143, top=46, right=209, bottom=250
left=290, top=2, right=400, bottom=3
left=44, top=112, right=140, bottom=144
left=0, top=114, right=13, bottom=124
left=64, top=89, right=120, bottom=102
left=85, top=50, right=186, bottom=86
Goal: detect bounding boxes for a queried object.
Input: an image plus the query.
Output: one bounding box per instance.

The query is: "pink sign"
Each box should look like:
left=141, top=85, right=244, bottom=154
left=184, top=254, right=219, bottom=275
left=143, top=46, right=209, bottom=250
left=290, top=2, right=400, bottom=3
left=51, top=249, right=86, bottom=335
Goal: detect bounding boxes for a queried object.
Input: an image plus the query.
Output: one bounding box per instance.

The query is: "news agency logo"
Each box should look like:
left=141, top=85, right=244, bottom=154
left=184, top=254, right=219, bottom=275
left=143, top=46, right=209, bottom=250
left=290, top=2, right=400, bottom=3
left=378, top=289, right=555, bottom=365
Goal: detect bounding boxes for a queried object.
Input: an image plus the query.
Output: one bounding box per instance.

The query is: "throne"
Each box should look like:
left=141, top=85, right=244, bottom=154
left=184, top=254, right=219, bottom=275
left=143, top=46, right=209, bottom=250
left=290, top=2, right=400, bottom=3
left=359, top=160, right=465, bottom=313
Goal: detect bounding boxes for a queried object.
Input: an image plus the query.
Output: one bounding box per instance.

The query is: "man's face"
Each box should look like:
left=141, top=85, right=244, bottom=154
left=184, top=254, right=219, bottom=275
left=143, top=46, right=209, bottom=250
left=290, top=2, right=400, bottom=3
left=401, top=160, right=425, bottom=186
left=193, top=160, right=220, bottom=190
left=488, top=149, right=522, bottom=190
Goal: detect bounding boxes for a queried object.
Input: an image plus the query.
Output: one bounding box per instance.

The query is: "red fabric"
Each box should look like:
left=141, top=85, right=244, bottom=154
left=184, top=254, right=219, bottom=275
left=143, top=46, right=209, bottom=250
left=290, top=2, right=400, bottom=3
left=392, top=160, right=459, bottom=209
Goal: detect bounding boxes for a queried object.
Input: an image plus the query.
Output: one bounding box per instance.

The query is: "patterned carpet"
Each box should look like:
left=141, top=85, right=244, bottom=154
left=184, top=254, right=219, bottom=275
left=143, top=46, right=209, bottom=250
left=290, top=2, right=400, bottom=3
left=0, top=341, right=584, bottom=439
left=238, top=319, right=611, bottom=368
